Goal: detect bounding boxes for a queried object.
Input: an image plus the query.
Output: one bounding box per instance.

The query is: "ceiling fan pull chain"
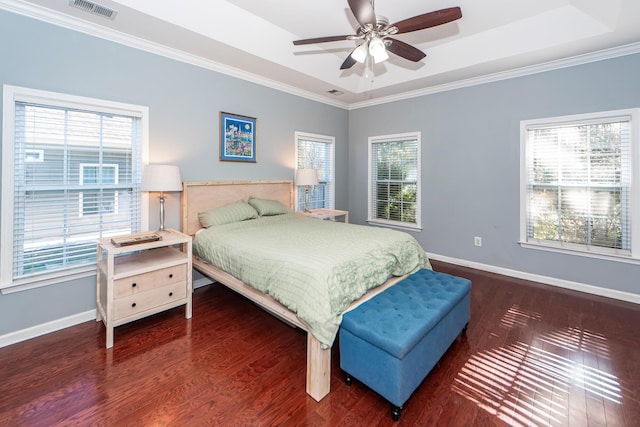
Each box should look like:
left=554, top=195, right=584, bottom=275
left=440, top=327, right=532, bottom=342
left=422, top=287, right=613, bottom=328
left=364, top=55, right=373, bottom=80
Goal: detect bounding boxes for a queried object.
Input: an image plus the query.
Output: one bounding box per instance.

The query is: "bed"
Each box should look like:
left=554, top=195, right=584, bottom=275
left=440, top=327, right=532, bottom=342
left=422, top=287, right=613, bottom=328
left=181, top=180, right=430, bottom=401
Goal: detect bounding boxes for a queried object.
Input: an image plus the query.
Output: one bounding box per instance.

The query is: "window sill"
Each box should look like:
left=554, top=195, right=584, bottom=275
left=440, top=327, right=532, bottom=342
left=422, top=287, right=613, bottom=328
left=367, top=219, right=422, bottom=232
left=518, top=241, right=640, bottom=266
left=1, top=265, right=96, bottom=294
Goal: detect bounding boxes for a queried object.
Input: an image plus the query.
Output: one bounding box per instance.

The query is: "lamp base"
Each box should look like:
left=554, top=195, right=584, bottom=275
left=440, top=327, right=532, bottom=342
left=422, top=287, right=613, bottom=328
left=304, top=186, right=311, bottom=213
left=159, top=193, right=166, bottom=231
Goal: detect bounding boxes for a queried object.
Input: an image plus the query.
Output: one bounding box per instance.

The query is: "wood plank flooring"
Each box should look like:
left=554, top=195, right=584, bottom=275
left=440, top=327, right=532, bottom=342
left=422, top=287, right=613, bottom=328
left=1, top=261, right=639, bottom=426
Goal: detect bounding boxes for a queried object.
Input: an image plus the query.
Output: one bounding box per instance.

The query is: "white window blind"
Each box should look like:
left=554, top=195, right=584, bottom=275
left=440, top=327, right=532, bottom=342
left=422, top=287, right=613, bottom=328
left=368, top=132, right=421, bottom=229
left=1, top=86, right=146, bottom=290
left=295, top=132, right=335, bottom=211
left=521, top=109, right=639, bottom=259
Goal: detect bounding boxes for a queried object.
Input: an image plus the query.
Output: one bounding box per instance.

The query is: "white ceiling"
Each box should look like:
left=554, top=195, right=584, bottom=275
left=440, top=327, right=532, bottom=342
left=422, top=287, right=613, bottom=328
left=5, top=0, right=640, bottom=108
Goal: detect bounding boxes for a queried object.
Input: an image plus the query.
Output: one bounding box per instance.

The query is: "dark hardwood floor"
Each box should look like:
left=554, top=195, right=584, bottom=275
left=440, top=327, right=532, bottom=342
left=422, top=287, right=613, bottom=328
left=1, top=261, right=639, bottom=426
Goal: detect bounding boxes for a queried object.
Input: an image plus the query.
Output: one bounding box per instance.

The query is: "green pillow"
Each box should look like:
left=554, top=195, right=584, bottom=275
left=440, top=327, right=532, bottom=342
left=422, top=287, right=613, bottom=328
left=248, top=196, right=292, bottom=216
left=198, top=201, right=258, bottom=227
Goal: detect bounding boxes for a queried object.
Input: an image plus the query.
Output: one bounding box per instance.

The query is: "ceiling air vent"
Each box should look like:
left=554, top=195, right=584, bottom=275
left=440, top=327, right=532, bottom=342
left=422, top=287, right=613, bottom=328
left=69, top=0, right=118, bottom=20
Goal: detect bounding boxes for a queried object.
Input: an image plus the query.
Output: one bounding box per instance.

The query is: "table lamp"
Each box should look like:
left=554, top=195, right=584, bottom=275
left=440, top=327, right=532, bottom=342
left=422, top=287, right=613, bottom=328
left=141, top=164, right=182, bottom=231
left=296, top=169, right=318, bottom=212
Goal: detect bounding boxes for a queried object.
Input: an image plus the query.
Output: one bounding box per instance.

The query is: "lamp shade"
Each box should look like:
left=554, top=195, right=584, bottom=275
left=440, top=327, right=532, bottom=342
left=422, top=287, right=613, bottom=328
left=141, top=164, right=183, bottom=192
left=296, top=169, right=318, bottom=186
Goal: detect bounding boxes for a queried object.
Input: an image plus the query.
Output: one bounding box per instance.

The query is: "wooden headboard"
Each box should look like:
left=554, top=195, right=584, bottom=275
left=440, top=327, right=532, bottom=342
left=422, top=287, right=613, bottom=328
left=181, top=180, right=294, bottom=236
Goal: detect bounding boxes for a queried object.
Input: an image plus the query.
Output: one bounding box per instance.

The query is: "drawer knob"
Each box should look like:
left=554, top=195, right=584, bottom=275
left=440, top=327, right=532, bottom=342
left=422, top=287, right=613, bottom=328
left=169, top=274, right=173, bottom=278
left=131, top=283, right=137, bottom=288
left=131, top=302, right=136, bottom=308
left=169, top=292, right=173, bottom=297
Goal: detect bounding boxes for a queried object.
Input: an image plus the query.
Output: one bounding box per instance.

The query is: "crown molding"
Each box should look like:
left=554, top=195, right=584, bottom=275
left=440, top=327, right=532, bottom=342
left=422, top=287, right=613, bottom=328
left=349, top=42, right=640, bottom=110
left=0, top=0, right=349, bottom=109
left=2, top=1, right=638, bottom=111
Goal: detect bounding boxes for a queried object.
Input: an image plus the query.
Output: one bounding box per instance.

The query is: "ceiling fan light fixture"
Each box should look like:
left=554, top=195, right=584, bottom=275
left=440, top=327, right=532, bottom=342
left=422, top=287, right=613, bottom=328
left=373, top=50, right=389, bottom=64
left=350, top=43, right=368, bottom=63
left=369, top=37, right=388, bottom=63
left=292, top=1, right=463, bottom=71
left=368, top=37, right=385, bottom=56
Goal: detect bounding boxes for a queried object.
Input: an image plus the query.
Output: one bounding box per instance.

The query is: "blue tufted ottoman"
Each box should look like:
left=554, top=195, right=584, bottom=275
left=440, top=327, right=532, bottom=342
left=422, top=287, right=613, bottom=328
left=340, top=268, right=471, bottom=421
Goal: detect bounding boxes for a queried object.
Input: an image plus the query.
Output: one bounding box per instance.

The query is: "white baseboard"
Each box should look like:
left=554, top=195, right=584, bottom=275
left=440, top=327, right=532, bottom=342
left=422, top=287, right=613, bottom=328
left=194, top=277, right=213, bottom=289
left=3, top=258, right=636, bottom=349
left=2, top=280, right=214, bottom=349
left=0, top=309, right=96, bottom=349
left=427, top=252, right=640, bottom=305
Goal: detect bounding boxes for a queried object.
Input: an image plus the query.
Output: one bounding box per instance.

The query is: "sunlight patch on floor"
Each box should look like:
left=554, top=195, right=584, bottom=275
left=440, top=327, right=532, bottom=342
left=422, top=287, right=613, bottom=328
left=452, top=332, right=622, bottom=427
left=500, top=305, right=543, bottom=329
left=538, top=327, right=610, bottom=358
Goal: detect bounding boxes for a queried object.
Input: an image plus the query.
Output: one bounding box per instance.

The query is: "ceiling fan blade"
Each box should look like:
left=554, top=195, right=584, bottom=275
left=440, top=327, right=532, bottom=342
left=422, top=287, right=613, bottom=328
left=392, top=7, right=462, bottom=34
left=340, top=51, right=358, bottom=70
left=293, top=35, right=352, bottom=45
left=348, top=0, right=376, bottom=28
left=386, top=38, right=426, bottom=62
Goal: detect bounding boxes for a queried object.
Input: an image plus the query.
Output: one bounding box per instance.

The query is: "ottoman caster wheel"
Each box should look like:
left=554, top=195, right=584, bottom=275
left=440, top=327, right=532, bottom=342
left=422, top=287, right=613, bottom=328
left=391, top=406, right=402, bottom=421
left=345, top=374, right=352, bottom=386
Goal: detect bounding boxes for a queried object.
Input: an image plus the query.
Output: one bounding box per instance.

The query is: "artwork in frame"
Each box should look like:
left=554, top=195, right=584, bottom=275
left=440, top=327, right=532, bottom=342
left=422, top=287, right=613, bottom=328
left=220, top=111, right=257, bottom=162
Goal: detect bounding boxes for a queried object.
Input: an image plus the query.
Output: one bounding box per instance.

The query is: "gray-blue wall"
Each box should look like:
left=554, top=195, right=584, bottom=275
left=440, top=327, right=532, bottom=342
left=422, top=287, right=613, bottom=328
left=1, top=8, right=638, bottom=340
left=0, top=10, right=348, bottom=336
left=348, top=53, right=640, bottom=297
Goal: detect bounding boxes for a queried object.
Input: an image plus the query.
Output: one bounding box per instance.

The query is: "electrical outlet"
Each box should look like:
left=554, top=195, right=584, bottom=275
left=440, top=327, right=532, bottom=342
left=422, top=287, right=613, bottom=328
left=474, top=236, right=482, bottom=247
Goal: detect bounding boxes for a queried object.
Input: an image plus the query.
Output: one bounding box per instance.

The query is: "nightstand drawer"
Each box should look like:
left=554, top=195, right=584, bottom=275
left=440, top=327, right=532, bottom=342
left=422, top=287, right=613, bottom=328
left=114, top=282, right=187, bottom=320
left=114, top=264, right=187, bottom=297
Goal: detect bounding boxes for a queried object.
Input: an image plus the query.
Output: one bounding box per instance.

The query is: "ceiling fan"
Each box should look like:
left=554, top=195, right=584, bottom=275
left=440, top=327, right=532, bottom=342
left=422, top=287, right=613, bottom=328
left=293, top=0, right=462, bottom=70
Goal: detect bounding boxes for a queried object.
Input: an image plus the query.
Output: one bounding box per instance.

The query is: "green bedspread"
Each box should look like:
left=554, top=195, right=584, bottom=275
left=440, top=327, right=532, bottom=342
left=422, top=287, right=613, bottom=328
left=193, top=213, right=430, bottom=347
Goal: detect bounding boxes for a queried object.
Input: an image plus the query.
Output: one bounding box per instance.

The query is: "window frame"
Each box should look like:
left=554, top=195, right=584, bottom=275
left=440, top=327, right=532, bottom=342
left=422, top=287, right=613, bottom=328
left=1, top=85, right=149, bottom=293
left=367, top=131, right=422, bottom=231
left=294, top=131, right=335, bottom=211
left=519, top=108, right=640, bottom=264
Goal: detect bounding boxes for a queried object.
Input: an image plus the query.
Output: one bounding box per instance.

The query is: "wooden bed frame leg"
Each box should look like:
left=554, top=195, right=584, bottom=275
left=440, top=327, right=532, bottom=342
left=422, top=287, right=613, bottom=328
left=306, top=333, right=331, bottom=402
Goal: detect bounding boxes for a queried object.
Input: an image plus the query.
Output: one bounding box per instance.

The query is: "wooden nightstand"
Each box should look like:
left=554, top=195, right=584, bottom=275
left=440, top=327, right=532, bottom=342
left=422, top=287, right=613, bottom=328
left=303, top=208, right=349, bottom=223
left=96, top=229, right=192, bottom=348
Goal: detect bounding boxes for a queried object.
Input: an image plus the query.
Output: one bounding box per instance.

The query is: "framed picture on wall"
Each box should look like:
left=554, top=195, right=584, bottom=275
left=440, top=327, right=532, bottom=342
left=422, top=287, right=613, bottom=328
left=219, top=111, right=257, bottom=162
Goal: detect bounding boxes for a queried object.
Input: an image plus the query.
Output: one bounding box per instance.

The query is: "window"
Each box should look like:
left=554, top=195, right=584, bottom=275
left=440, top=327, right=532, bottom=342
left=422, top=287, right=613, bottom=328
left=294, top=131, right=335, bottom=211
left=79, top=164, right=119, bottom=216
left=520, top=109, right=640, bottom=261
left=1, top=85, right=148, bottom=291
left=368, top=132, right=421, bottom=230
